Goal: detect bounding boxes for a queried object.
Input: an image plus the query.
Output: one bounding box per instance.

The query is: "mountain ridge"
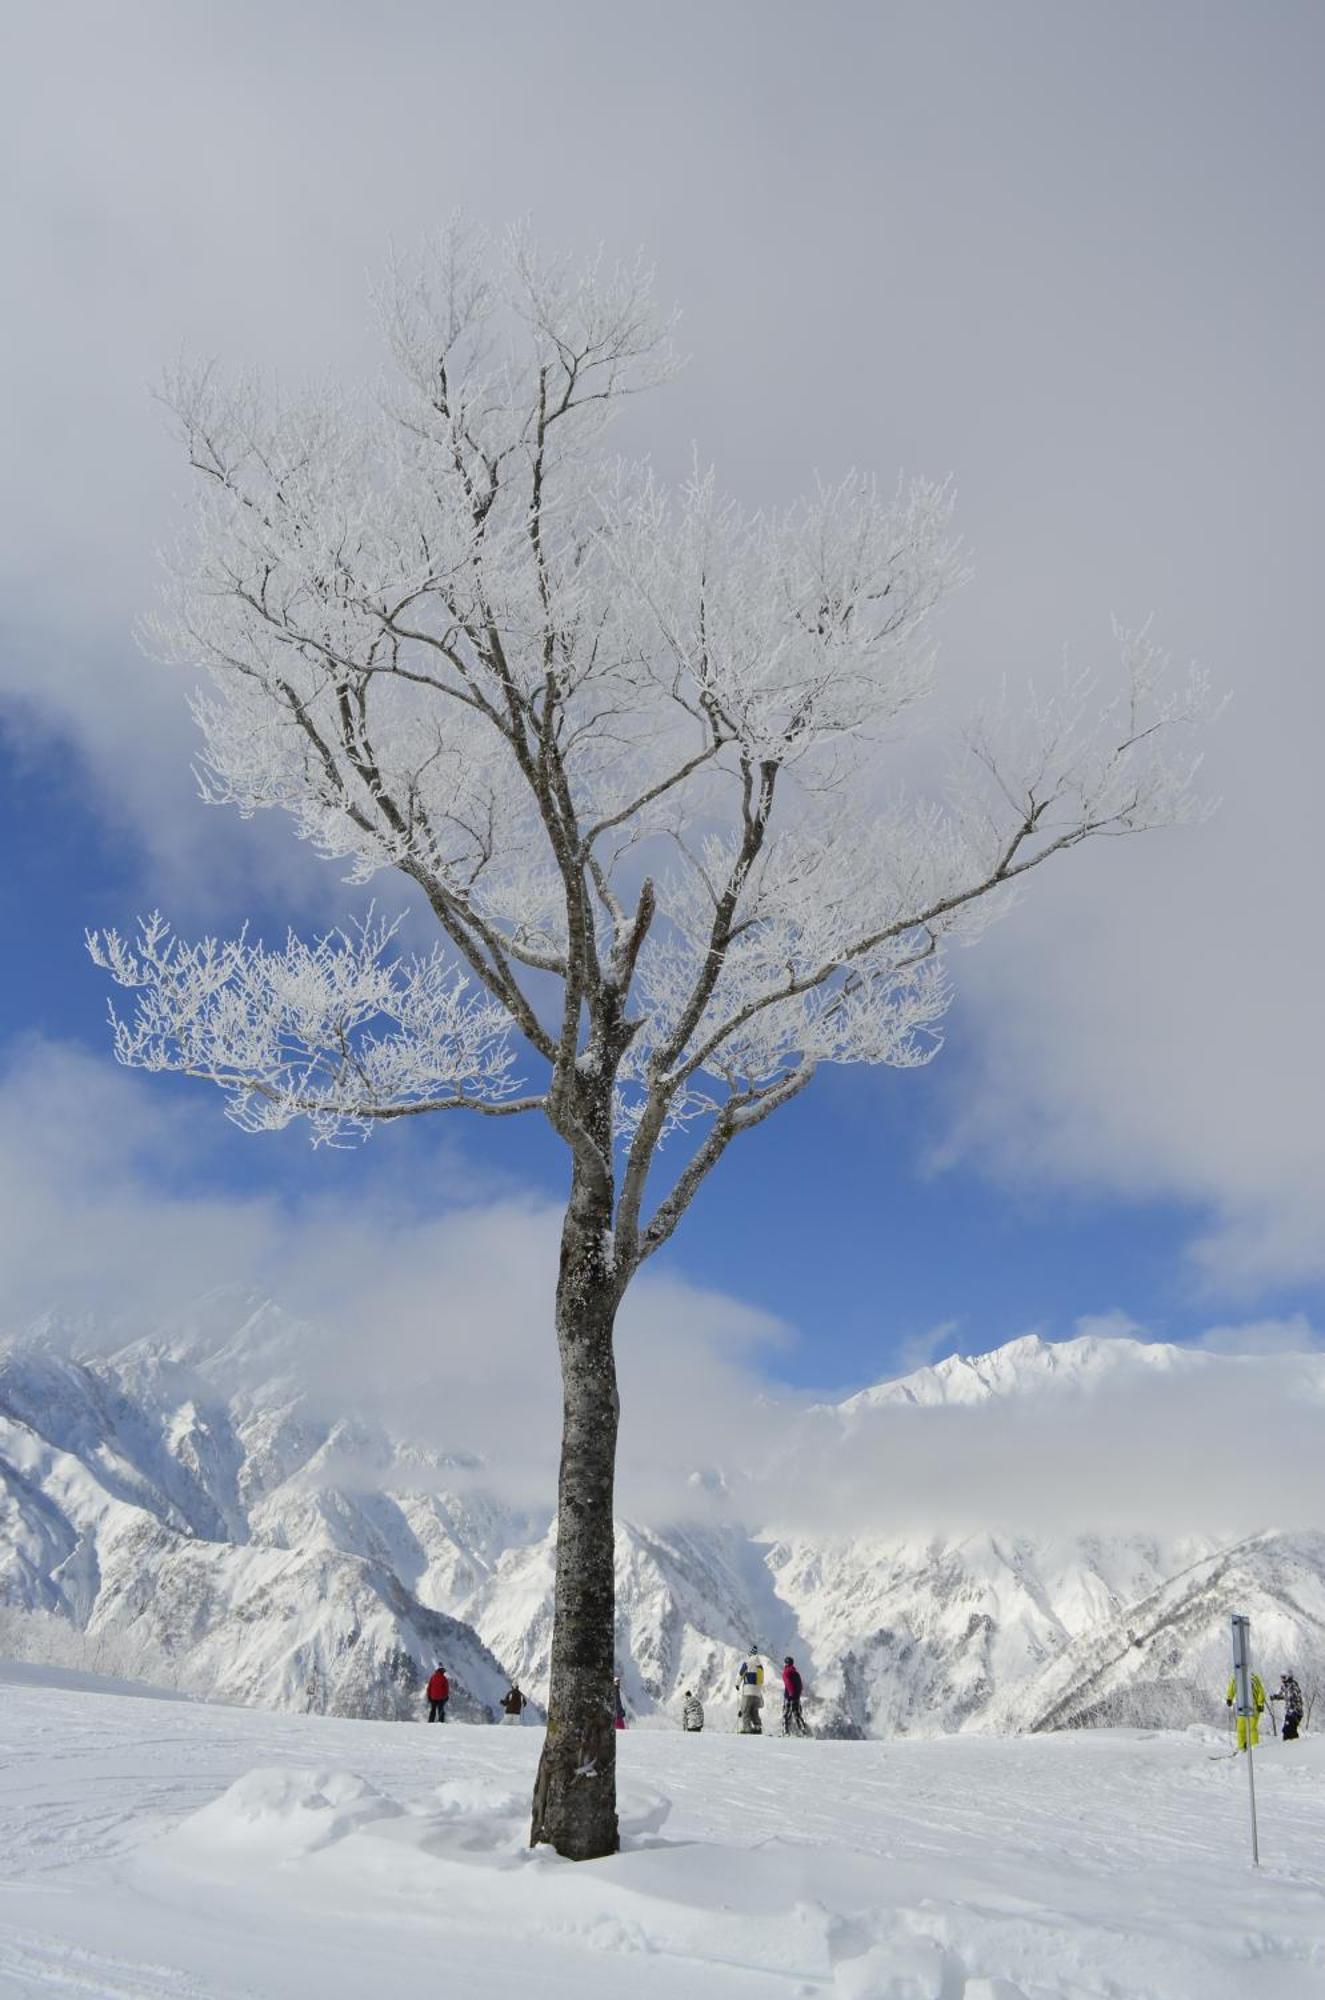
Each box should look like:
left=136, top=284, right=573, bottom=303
left=1, top=1299, right=1320, bottom=1733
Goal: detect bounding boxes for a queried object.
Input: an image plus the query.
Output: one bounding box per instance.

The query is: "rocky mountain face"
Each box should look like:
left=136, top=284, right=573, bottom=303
left=0, top=1314, right=512, bottom=1720
left=1, top=1303, right=1322, bottom=1733
left=990, top=1529, right=1325, bottom=1733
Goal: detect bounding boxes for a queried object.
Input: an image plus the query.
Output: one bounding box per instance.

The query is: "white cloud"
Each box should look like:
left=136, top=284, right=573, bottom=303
left=0, top=1040, right=791, bottom=1514
left=2, top=1042, right=1322, bottom=1542
left=763, top=1360, right=1325, bottom=1542
left=0, top=1038, right=284, bottom=1327
left=1195, top=1314, right=1322, bottom=1357
left=926, top=706, right=1325, bottom=1292
left=891, top=1318, right=963, bottom=1375
left=1071, top=1310, right=1146, bottom=1343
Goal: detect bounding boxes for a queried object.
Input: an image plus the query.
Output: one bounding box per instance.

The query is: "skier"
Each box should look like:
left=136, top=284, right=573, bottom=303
left=781, top=1655, right=808, bottom=1736
left=613, top=1675, right=628, bottom=1730
left=1271, top=1672, right=1304, bottom=1741
left=681, top=1689, right=705, bottom=1732
left=426, top=1661, right=450, bottom=1723
left=1225, top=1667, right=1266, bottom=1749
left=736, top=1658, right=764, bottom=1734
left=501, top=1683, right=528, bottom=1724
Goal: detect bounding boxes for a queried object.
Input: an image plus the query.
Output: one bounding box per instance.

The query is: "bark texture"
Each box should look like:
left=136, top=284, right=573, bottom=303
left=530, top=1162, right=623, bottom=1860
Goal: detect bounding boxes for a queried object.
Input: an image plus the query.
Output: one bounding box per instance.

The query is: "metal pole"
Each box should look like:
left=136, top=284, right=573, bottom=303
left=1245, top=1731, right=1260, bottom=1869
left=1230, top=1613, right=1260, bottom=1867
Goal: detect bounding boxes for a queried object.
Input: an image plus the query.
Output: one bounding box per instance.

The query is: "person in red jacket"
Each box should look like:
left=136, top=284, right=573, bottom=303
left=426, top=1663, right=450, bottom=1723
left=781, top=1656, right=808, bottom=1736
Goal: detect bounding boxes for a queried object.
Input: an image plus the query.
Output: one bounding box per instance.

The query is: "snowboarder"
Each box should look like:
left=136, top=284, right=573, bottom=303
left=681, top=1689, right=705, bottom=1732
left=1225, top=1668, right=1266, bottom=1749
left=781, top=1655, right=808, bottom=1736
left=613, top=1675, right=628, bottom=1730
left=426, top=1662, right=450, bottom=1723
left=736, top=1658, right=764, bottom=1734
left=1271, top=1672, right=1304, bottom=1741
left=501, top=1683, right=528, bottom=1724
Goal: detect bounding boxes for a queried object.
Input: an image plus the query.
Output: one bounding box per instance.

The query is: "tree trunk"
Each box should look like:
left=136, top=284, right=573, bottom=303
left=530, top=1163, right=623, bottom=1860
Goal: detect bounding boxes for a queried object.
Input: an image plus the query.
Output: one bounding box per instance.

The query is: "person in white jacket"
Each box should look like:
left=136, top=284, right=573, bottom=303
left=682, top=1690, right=705, bottom=1732
left=736, top=1659, right=764, bottom=1734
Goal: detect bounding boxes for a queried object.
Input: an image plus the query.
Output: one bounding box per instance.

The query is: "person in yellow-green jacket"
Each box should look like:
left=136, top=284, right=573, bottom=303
left=1225, top=1671, right=1266, bottom=1749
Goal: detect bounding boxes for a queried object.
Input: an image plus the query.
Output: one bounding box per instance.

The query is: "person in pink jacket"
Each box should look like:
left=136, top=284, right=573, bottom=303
left=781, top=1656, right=808, bottom=1736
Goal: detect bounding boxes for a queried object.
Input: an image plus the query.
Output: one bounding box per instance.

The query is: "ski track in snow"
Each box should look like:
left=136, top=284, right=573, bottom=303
left=0, top=1674, right=1323, bottom=1998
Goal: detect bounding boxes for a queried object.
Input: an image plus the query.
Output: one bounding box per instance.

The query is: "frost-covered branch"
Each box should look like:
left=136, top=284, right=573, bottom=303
left=105, top=223, right=1214, bottom=1251
left=87, top=913, right=536, bottom=1144
left=635, top=1062, right=816, bottom=1264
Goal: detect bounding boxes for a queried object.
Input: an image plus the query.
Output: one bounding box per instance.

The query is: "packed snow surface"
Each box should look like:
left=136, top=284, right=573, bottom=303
left=0, top=1667, right=1321, bottom=1998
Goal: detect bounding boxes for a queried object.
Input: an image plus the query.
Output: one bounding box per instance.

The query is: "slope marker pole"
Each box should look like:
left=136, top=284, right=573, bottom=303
left=1230, top=1612, right=1260, bottom=1867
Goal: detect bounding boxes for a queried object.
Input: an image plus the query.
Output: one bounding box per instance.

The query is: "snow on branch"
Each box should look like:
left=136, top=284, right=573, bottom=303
left=611, top=622, right=1216, bottom=1261
left=959, top=622, right=1216, bottom=866
left=600, top=462, right=967, bottom=769
left=87, top=913, right=536, bottom=1145
left=106, top=222, right=1217, bottom=1260
left=615, top=622, right=1213, bottom=1117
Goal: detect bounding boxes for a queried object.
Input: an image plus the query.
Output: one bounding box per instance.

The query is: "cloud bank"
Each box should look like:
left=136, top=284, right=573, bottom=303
left=2, top=1040, right=1321, bottom=1541
left=0, top=1040, right=790, bottom=1515
left=769, top=1364, right=1325, bottom=1543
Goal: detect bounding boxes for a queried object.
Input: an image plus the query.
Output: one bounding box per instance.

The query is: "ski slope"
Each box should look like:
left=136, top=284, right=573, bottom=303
left=0, top=1666, right=1321, bottom=1998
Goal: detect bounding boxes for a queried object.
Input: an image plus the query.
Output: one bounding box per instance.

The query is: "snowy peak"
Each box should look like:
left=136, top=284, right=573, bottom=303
left=842, top=1332, right=1208, bottom=1413
left=105, top=1291, right=319, bottom=1401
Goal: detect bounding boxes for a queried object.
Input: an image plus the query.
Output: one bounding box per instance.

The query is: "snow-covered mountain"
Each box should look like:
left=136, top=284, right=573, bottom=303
left=2, top=1301, right=1322, bottom=1734
left=837, top=1328, right=1206, bottom=1408
left=991, top=1528, right=1325, bottom=1733
left=0, top=1312, right=514, bottom=1720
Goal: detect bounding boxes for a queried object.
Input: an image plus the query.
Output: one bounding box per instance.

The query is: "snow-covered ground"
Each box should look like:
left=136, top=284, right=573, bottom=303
left=0, top=1667, right=1321, bottom=1997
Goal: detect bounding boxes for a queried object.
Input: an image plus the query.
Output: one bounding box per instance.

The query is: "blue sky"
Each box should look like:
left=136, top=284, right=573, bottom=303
left=2, top=0, right=1324, bottom=1393
left=1, top=709, right=1315, bottom=1396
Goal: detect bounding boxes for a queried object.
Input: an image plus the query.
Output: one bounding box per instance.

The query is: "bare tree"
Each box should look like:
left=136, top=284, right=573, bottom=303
left=88, top=223, right=1211, bottom=1860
